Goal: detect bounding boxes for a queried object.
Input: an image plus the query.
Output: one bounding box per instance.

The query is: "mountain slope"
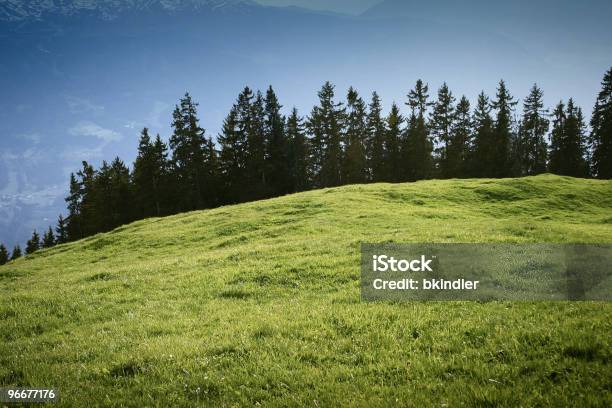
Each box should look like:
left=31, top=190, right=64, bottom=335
left=1, top=175, right=611, bottom=406
left=0, top=0, right=257, bottom=21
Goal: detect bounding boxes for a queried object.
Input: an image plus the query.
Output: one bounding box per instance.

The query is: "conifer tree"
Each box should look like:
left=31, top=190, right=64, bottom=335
left=366, top=92, right=386, bottom=182
left=25, top=230, right=41, bottom=254
left=343, top=87, right=368, bottom=184
left=447, top=96, right=472, bottom=178
left=133, top=128, right=170, bottom=218
left=55, top=214, right=68, bottom=245
left=245, top=90, right=268, bottom=200
left=0, top=244, right=8, bottom=265
left=218, top=106, right=243, bottom=203
left=590, top=67, right=612, bottom=178
left=202, top=136, right=220, bottom=207
left=11, top=245, right=21, bottom=260
left=430, top=83, right=456, bottom=178
left=385, top=103, right=403, bottom=182
left=108, top=157, right=134, bottom=228
left=78, top=161, right=96, bottom=235
left=549, top=99, right=589, bottom=177
left=517, top=84, right=549, bottom=175
left=490, top=80, right=518, bottom=177
left=548, top=101, right=566, bottom=175
left=169, top=92, right=210, bottom=211
left=264, top=86, right=290, bottom=196
left=307, top=82, right=345, bottom=187
left=471, top=92, right=495, bottom=177
left=65, top=172, right=83, bottom=240
left=402, top=80, right=434, bottom=181
left=42, top=226, right=55, bottom=248
left=286, top=108, right=309, bottom=192
left=66, top=162, right=94, bottom=238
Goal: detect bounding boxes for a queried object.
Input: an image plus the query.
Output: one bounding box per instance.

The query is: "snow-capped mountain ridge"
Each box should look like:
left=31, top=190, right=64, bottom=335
left=0, top=0, right=257, bottom=22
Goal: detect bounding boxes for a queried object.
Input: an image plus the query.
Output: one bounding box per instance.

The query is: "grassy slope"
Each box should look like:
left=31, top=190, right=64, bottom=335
left=1, top=174, right=611, bottom=407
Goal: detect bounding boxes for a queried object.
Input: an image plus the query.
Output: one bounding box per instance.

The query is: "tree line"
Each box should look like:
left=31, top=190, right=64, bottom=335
left=1, top=67, right=611, bottom=264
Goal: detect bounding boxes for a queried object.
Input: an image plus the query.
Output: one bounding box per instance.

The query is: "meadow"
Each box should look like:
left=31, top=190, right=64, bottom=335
left=1, top=174, right=611, bottom=407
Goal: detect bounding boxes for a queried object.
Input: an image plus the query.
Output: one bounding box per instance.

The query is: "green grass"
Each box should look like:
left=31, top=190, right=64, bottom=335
left=1, top=174, right=611, bottom=407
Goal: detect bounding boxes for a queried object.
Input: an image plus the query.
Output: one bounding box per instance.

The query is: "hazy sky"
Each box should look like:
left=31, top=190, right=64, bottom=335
left=254, top=0, right=380, bottom=14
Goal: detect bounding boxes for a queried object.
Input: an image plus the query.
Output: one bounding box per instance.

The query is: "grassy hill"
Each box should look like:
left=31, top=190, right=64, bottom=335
left=1, top=174, right=611, bottom=407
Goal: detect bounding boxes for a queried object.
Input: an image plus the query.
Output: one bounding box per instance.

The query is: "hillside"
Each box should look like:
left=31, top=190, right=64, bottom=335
left=1, top=175, right=611, bottom=406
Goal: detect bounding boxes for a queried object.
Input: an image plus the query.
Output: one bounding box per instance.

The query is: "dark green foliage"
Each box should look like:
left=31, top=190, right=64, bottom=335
left=549, top=99, right=590, bottom=177
left=170, top=92, right=214, bottom=210
left=342, top=87, right=368, bottom=184
left=65, top=171, right=84, bottom=241
left=385, top=103, right=403, bottom=182
left=286, top=108, right=310, bottom=192
left=218, top=103, right=247, bottom=203
left=245, top=91, right=268, bottom=200
left=402, top=80, right=434, bottom=181
left=490, top=80, right=518, bottom=177
left=264, top=86, right=291, bottom=196
left=471, top=92, right=495, bottom=177
left=133, top=128, right=171, bottom=218
left=55, top=214, right=68, bottom=245
left=366, top=92, right=386, bottom=182
left=308, top=82, right=345, bottom=188
left=517, top=85, right=549, bottom=176
left=430, top=83, right=456, bottom=178
left=590, top=67, right=612, bottom=178
left=447, top=96, right=472, bottom=178
left=42, top=227, right=55, bottom=248
left=25, top=230, right=41, bottom=254
left=0, top=244, right=8, bottom=265
left=11, top=245, right=21, bottom=260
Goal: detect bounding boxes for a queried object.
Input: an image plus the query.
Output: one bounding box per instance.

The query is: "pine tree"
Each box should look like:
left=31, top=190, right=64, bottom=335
left=548, top=101, right=566, bottom=175
left=55, top=214, right=68, bottom=244
left=76, top=161, right=96, bottom=236
left=42, top=226, right=55, bottom=248
left=402, top=80, right=434, bottom=181
left=264, top=86, right=290, bottom=196
left=490, top=80, right=518, bottom=177
left=0, top=244, right=8, bottom=265
left=108, top=157, right=134, bottom=228
left=11, top=245, right=22, bottom=260
left=202, top=136, right=220, bottom=207
left=65, top=171, right=83, bottom=240
left=286, top=108, right=310, bottom=192
left=307, top=82, right=345, bottom=188
left=385, top=103, right=403, bottom=182
left=25, top=230, right=41, bottom=254
left=447, top=96, right=472, bottom=178
left=245, top=90, right=268, bottom=200
left=342, top=87, right=368, bottom=184
left=549, top=99, right=589, bottom=177
left=218, top=98, right=247, bottom=203
left=133, top=128, right=170, bottom=218
left=590, top=67, right=612, bottom=178
left=430, top=83, right=456, bottom=178
left=366, top=92, right=386, bottom=182
left=169, top=92, right=210, bottom=211
left=471, top=92, right=495, bottom=177
left=517, top=84, right=549, bottom=175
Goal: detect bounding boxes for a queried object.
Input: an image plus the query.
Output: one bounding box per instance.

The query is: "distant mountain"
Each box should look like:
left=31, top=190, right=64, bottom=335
left=0, top=0, right=257, bottom=22
left=362, top=0, right=612, bottom=42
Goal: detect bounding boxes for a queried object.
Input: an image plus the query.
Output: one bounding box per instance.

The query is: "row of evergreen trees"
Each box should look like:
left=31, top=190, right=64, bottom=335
left=1, top=68, right=611, bottom=264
